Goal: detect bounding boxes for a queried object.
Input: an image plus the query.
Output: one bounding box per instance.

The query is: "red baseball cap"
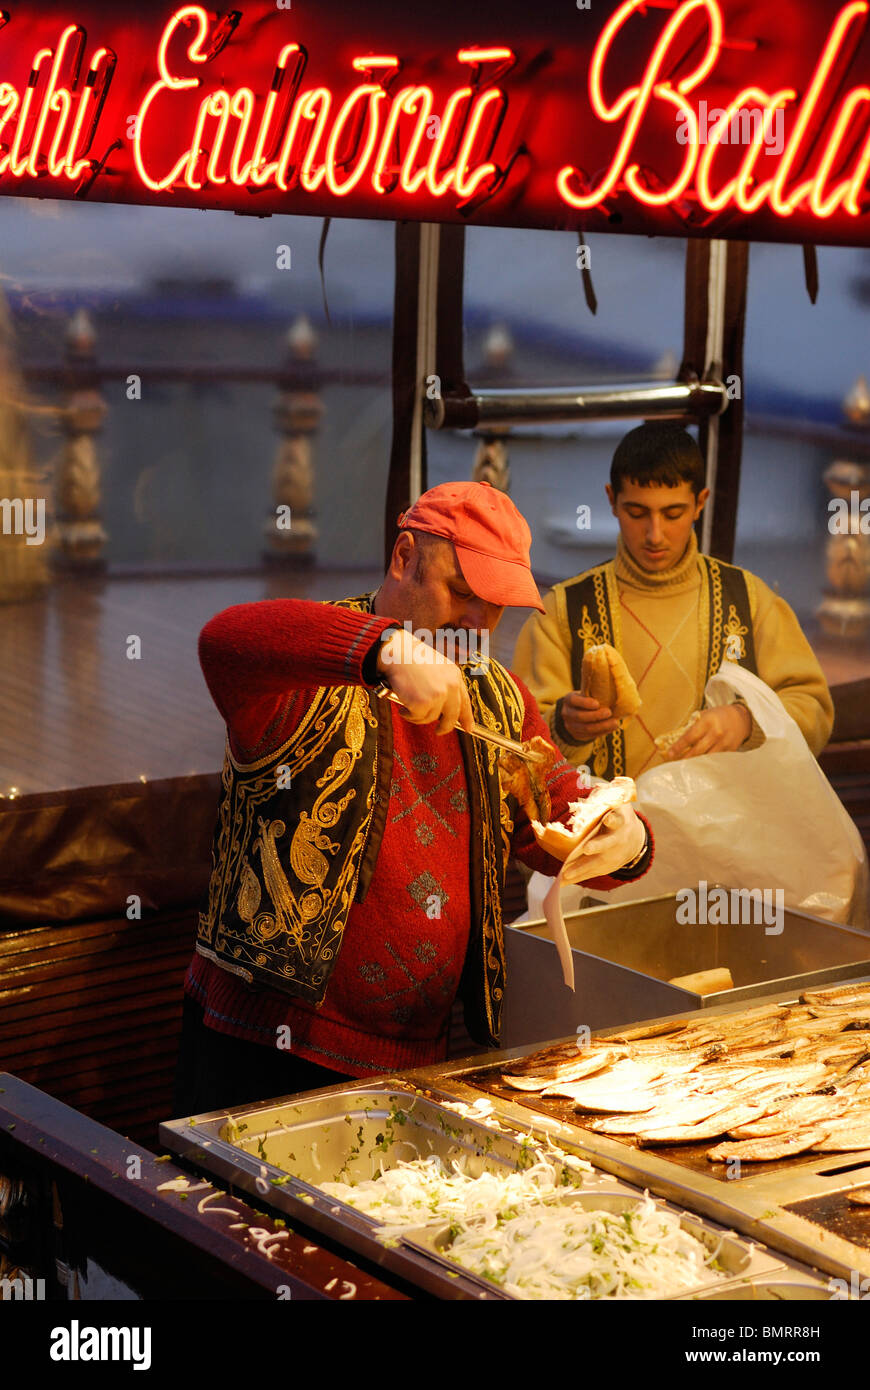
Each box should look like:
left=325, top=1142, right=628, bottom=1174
left=398, top=481, right=544, bottom=612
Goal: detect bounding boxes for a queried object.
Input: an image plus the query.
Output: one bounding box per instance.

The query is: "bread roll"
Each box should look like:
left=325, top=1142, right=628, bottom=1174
left=654, top=709, right=701, bottom=754
left=532, top=776, right=637, bottom=859
left=580, top=643, right=641, bottom=719
left=668, top=968, right=734, bottom=996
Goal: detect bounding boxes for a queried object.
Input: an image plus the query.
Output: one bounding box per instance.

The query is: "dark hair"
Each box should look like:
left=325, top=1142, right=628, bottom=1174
left=610, top=422, right=705, bottom=496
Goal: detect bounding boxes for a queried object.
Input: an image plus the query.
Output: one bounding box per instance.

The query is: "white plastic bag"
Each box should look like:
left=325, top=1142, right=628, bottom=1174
left=600, top=663, right=869, bottom=930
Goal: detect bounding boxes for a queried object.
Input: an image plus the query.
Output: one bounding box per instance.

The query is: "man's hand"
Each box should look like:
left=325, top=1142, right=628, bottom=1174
left=559, top=805, right=647, bottom=883
left=666, top=704, right=752, bottom=760
left=377, top=629, right=474, bottom=736
left=558, top=691, right=621, bottom=742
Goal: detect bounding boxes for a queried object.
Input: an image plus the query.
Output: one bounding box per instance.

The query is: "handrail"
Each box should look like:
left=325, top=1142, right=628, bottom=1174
left=424, top=379, right=728, bottom=430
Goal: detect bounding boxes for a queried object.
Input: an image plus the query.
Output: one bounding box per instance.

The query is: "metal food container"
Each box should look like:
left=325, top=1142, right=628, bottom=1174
left=691, top=1281, right=838, bottom=1300
left=502, top=891, right=870, bottom=1049
left=161, top=1083, right=588, bottom=1299
left=412, top=1189, right=783, bottom=1299
left=161, top=1081, right=834, bottom=1300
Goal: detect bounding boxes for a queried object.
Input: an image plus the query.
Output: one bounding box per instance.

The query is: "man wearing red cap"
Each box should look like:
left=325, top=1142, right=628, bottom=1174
left=176, top=482, right=652, bottom=1113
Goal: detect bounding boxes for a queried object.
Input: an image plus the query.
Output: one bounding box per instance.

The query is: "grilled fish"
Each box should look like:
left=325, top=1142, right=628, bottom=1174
left=571, top=1090, right=660, bottom=1114
left=812, top=1127, right=870, bottom=1153
left=727, top=1094, right=851, bottom=1140
left=802, top=983, right=870, bottom=1009
left=707, top=1128, right=831, bottom=1163
left=800, top=1112, right=867, bottom=1156
left=502, top=1040, right=592, bottom=1077
left=500, top=1073, right=561, bottom=1092
left=586, top=1096, right=732, bottom=1135
left=497, top=995, right=870, bottom=1162
left=806, top=1003, right=870, bottom=1022
left=562, top=1058, right=666, bottom=1096
left=638, top=1102, right=772, bottom=1146
left=502, top=1046, right=620, bottom=1091
left=606, top=1020, right=687, bottom=1042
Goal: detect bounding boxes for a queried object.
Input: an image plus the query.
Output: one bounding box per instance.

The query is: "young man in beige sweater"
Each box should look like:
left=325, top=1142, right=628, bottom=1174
left=513, top=423, right=833, bottom=781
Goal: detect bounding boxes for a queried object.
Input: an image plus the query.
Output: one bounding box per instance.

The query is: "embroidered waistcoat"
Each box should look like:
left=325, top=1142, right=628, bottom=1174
left=195, top=594, right=528, bottom=1046
left=562, top=554, right=757, bottom=779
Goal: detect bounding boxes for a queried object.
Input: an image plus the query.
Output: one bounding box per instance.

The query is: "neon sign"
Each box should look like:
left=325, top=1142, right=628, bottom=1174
left=0, top=18, right=114, bottom=182
left=129, top=9, right=513, bottom=201
left=557, top=0, right=870, bottom=222
left=0, top=1, right=867, bottom=246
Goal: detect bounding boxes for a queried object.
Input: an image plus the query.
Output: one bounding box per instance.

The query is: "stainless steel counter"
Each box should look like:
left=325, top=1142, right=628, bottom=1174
left=161, top=983, right=870, bottom=1300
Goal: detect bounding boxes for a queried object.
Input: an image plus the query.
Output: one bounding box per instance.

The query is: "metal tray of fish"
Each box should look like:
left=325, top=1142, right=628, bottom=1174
left=159, top=1081, right=834, bottom=1300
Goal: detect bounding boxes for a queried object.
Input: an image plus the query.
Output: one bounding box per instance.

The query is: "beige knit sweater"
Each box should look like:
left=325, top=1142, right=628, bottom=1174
left=513, top=534, right=834, bottom=776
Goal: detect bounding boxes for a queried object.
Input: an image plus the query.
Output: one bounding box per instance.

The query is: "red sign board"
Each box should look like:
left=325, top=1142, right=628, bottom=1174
left=0, top=0, right=869, bottom=245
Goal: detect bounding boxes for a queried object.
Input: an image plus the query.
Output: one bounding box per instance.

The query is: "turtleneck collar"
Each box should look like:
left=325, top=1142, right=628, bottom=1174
left=615, top=530, right=701, bottom=591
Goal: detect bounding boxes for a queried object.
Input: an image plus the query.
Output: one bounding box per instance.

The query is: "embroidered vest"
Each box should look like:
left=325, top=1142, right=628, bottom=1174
left=562, top=554, right=757, bottom=779
left=196, top=594, right=527, bottom=1045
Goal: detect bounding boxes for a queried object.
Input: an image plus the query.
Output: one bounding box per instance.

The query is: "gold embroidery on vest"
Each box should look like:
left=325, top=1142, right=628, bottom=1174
left=697, top=557, right=711, bottom=701
left=591, top=736, right=609, bottom=778
left=576, top=602, right=603, bottom=649
left=722, top=603, right=748, bottom=660
left=207, top=683, right=377, bottom=986
left=253, top=818, right=303, bottom=944
left=601, top=564, right=626, bottom=778
left=706, top=556, right=725, bottom=682
left=565, top=565, right=624, bottom=778
left=236, top=858, right=261, bottom=923
left=471, top=661, right=524, bottom=872
left=466, top=661, right=525, bottom=1033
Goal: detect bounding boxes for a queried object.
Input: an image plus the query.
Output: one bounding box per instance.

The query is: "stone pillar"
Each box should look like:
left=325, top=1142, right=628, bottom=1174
left=55, top=308, right=108, bottom=570
left=263, top=314, right=321, bottom=566
left=0, top=289, right=49, bottom=601
left=816, top=375, right=870, bottom=639
left=471, top=322, right=513, bottom=494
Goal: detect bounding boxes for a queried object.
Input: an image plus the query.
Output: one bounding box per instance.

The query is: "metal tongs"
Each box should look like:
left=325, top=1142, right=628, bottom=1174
left=372, top=682, right=545, bottom=763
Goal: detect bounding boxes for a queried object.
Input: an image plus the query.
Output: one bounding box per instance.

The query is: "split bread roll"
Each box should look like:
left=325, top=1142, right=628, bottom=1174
left=531, top=776, right=637, bottom=859
left=580, top=643, right=641, bottom=719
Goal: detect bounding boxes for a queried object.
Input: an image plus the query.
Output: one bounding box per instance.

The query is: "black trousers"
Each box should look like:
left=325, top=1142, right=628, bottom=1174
left=173, top=996, right=352, bottom=1118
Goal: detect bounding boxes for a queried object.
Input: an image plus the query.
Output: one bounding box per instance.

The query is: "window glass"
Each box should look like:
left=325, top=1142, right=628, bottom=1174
left=0, top=200, right=392, bottom=792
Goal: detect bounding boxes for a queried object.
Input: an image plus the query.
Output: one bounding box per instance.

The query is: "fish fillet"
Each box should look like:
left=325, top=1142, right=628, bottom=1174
left=587, top=1096, right=730, bottom=1135
left=562, top=1059, right=666, bottom=1097
left=707, top=1128, right=831, bottom=1163
left=638, top=1102, right=772, bottom=1146
left=500, top=1073, right=558, bottom=1092
left=606, top=1020, right=687, bottom=1042
left=502, top=1047, right=620, bottom=1091
left=802, top=983, right=870, bottom=1009
left=727, top=1094, right=851, bottom=1139
left=571, top=1091, right=660, bottom=1114
left=812, top=1128, right=870, bottom=1153
left=806, top=1003, right=870, bottom=1022
left=502, top=1040, right=594, bottom=1077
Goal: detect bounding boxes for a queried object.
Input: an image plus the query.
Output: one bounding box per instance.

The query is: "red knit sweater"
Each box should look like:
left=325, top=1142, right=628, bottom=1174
left=185, top=598, right=652, bottom=1075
